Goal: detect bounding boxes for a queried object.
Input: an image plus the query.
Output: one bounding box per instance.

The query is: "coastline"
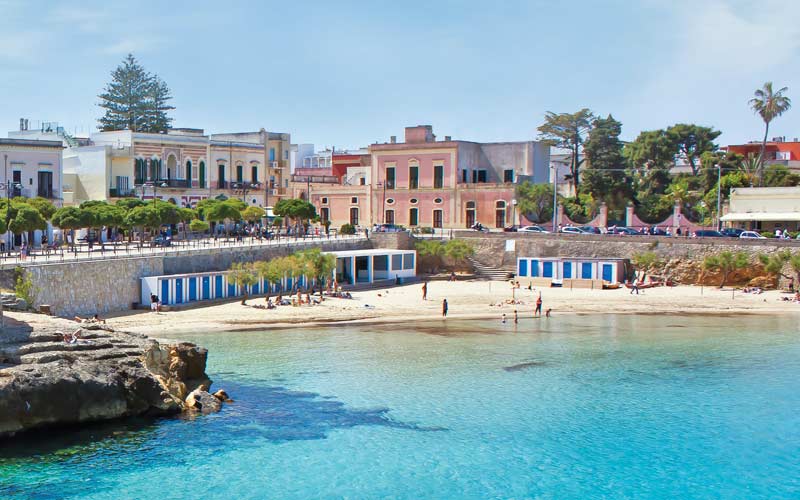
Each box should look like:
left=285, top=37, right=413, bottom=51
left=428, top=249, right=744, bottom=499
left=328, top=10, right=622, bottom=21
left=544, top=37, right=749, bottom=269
left=105, top=280, right=800, bottom=336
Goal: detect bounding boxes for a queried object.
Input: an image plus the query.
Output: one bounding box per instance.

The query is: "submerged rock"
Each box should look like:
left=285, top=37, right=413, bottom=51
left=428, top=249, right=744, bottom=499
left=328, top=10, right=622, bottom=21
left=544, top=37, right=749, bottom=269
left=0, top=312, right=216, bottom=439
left=185, top=388, right=222, bottom=414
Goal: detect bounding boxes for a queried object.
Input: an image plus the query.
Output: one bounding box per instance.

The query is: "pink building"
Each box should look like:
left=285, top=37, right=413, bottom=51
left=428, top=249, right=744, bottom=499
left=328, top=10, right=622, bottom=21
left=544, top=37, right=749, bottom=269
left=305, top=125, right=549, bottom=230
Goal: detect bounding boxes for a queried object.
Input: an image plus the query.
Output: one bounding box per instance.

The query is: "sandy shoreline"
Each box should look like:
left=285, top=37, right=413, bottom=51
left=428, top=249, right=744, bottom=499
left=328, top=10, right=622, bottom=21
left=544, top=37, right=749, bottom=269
left=105, top=280, right=800, bottom=336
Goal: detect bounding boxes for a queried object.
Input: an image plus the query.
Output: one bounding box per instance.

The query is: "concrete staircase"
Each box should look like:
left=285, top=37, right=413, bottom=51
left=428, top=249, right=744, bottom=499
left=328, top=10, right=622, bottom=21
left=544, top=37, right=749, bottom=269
left=468, top=257, right=514, bottom=281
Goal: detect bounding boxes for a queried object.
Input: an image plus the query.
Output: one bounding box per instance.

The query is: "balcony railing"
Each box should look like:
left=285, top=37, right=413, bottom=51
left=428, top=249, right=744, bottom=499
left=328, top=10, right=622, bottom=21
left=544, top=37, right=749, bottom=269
left=134, top=178, right=190, bottom=188
left=290, top=174, right=341, bottom=184
left=230, top=181, right=262, bottom=190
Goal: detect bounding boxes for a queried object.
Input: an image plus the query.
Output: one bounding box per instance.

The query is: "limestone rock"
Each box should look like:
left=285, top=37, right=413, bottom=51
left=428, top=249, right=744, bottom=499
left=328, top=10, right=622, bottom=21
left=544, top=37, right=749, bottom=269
left=185, top=388, right=222, bottom=414
left=0, top=312, right=213, bottom=439
left=212, top=389, right=232, bottom=402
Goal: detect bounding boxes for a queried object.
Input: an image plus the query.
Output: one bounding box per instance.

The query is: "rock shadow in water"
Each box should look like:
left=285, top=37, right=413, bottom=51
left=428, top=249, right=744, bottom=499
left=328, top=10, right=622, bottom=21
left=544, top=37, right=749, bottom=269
left=503, top=360, right=548, bottom=372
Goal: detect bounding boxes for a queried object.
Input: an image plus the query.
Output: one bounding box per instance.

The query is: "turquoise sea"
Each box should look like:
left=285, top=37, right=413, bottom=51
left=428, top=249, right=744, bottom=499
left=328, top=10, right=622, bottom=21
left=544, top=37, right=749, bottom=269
left=2, top=315, right=799, bottom=499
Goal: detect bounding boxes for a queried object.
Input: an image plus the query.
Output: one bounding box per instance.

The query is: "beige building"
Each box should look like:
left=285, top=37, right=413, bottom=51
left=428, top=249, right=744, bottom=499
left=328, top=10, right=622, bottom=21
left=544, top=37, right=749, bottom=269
left=721, top=186, right=800, bottom=232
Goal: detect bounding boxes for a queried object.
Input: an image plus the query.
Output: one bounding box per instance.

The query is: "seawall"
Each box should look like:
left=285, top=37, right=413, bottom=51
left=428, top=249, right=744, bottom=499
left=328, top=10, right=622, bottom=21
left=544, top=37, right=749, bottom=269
left=16, top=239, right=371, bottom=317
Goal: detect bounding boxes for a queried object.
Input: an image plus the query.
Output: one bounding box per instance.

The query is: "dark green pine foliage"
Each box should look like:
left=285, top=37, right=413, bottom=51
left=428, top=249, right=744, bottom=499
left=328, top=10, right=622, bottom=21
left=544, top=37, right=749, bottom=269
left=98, top=54, right=174, bottom=133
left=581, top=115, right=631, bottom=217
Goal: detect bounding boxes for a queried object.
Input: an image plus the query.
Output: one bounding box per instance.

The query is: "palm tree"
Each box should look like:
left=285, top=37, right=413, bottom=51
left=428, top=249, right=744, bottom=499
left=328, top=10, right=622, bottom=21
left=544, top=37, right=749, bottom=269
left=749, top=82, right=791, bottom=183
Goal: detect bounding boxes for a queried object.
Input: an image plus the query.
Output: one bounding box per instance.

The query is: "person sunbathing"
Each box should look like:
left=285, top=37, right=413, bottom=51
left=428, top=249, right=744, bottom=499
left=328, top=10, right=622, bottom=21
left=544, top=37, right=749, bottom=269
left=74, top=314, right=106, bottom=324
left=59, top=328, right=83, bottom=344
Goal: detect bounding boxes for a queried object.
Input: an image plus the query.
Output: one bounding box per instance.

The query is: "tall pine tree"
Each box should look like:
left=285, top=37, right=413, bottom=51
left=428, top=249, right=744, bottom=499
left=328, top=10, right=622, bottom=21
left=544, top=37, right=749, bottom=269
left=98, top=54, right=174, bottom=133
left=582, top=115, right=631, bottom=217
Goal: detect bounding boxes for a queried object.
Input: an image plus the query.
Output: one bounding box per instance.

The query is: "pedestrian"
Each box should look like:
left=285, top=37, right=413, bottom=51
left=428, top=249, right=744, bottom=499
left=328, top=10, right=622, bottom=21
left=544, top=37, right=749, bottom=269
left=502, top=313, right=507, bottom=324
left=514, top=309, right=518, bottom=324
left=442, top=298, right=448, bottom=317
left=630, top=281, right=639, bottom=295
left=422, top=281, right=428, bottom=300
left=535, top=293, right=542, bottom=317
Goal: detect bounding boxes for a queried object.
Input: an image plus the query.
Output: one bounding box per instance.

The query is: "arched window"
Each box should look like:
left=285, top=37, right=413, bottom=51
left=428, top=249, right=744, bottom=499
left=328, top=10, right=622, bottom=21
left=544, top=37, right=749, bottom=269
left=409, top=207, right=419, bottom=226
left=496, top=200, right=507, bottom=209
left=185, top=160, right=192, bottom=181
left=199, top=161, right=206, bottom=188
left=466, top=201, right=476, bottom=209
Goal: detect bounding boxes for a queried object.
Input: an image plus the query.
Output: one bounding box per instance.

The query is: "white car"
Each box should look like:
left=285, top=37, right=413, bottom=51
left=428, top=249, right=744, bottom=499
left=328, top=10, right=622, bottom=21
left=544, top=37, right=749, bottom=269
left=519, top=225, right=549, bottom=233
left=739, top=231, right=766, bottom=239
left=560, top=226, right=585, bottom=235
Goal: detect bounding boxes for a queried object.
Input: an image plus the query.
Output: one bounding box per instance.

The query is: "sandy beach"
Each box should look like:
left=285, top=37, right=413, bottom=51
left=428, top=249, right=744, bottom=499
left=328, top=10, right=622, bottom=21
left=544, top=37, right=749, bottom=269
left=105, top=280, right=800, bottom=335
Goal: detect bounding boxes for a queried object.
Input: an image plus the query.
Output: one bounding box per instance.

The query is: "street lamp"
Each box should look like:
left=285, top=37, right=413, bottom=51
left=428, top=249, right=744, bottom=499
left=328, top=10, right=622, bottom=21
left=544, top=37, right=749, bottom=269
left=715, top=163, right=722, bottom=230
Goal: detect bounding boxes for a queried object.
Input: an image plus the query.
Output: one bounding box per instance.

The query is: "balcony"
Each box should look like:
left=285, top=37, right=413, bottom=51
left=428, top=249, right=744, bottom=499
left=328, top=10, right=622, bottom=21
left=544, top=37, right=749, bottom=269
left=291, top=174, right=341, bottom=184
left=230, top=181, right=263, bottom=190
left=134, top=178, right=190, bottom=188
left=109, top=188, right=136, bottom=198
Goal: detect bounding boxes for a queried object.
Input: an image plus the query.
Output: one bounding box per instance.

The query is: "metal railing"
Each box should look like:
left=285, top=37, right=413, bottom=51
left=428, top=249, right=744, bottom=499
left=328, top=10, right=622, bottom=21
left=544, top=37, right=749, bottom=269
left=0, top=232, right=367, bottom=270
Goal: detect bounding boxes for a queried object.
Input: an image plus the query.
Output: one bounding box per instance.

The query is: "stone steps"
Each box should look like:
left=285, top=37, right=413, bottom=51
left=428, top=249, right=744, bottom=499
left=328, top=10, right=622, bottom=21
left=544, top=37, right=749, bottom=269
left=468, top=257, right=514, bottom=281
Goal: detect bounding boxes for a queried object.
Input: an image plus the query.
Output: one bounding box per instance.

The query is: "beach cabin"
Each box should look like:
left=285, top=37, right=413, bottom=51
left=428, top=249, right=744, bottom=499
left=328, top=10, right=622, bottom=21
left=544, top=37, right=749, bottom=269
left=516, top=257, right=627, bottom=285
left=329, top=249, right=417, bottom=285
left=140, top=249, right=417, bottom=307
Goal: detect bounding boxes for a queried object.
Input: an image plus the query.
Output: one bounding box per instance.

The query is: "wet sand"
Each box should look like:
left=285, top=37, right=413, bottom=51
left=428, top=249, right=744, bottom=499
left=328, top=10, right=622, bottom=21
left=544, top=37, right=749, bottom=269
left=105, top=280, right=799, bottom=335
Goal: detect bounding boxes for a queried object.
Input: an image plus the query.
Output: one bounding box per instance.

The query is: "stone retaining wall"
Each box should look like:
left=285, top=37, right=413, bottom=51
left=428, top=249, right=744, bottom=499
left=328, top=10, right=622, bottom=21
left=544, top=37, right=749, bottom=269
left=21, top=239, right=370, bottom=317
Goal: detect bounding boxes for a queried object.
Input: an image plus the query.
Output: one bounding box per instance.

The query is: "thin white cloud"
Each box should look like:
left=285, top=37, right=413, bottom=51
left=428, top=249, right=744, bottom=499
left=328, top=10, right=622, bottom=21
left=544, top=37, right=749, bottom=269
left=101, top=36, right=169, bottom=55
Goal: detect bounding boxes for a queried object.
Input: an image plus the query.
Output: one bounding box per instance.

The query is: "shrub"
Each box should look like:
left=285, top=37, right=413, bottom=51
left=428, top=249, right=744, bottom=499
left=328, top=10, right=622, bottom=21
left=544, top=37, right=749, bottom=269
left=340, top=223, right=356, bottom=235
left=760, top=231, right=774, bottom=238
left=14, top=268, right=37, bottom=306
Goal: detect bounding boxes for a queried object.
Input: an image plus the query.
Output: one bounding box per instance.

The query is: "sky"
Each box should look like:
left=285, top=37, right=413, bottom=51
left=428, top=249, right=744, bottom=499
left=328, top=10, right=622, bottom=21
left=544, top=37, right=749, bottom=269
left=1, top=0, right=799, bottom=150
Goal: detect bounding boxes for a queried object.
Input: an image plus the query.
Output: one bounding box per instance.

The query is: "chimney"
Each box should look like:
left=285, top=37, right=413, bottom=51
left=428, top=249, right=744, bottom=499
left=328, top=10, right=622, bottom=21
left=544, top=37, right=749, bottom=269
left=390, top=136, right=397, bottom=144
left=444, top=136, right=451, bottom=141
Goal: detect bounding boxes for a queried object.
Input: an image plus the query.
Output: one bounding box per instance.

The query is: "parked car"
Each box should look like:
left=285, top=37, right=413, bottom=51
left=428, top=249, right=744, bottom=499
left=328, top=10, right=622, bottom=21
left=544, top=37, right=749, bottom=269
left=560, top=226, right=585, bottom=235
left=151, top=235, right=172, bottom=247
left=721, top=228, right=745, bottom=238
left=579, top=226, right=602, bottom=234
left=375, top=224, right=404, bottom=233
left=519, top=225, right=549, bottom=233
left=503, top=225, right=520, bottom=232
left=739, top=231, right=767, bottom=239
left=693, top=230, right=724, bottom=238
left=610, top=227, right=640, bottom=236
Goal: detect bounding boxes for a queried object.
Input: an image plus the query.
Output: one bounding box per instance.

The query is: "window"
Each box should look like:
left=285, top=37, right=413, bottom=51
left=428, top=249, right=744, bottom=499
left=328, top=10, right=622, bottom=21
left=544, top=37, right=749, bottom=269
left=386, top=198, right=395, bottom=205
left=465, top=201, right=476, bottom=228
left=433, top=209, right=443, bottom=228
left=359, top=178, right=366, bottom=186
left=385, top=209, right=394, bottom=224
left=386, top=167, right=395, bottom=189
left=321, top=197, right=328, bottom=204
left=477, top=170, right=488, bottom=183
left=391, top=254, right=403, bottom=270
left=218, top=164, right=226, bottom=188
left=135, top=159, right=147, bottom=184
left=495, top=200, right=506, bottom=228
left=462, top=169, right=468, bottom=183
left=251, top=165, right=258, bottom=183
left=433, top=165, right=444, bottom=188
left=185, top=160, right=192, bottom=181
left=199, top=161, right=206, bottom=188
left=434, top=198, right=443, bottom=204
left=403, top=253, right=414, bottom=270
left=350, top=207, right=359, bottom=225
left=320, top=207, right=329, bottom=222
left=37, top=171, right=53, bottom=198
left=235, top=164, right=243, bottom=183
left=472, top=170, right=478, bottom=183
left=504, top=169, right=514, bottom=183
left=409, top=208, right=419, bottom=226
left=410, top=198, right=418, bottom=204
left=409, top=165, right=419, bottom=189
left=351, top=197, right=358, bottom=204
left=284, top=150, right=289, bottom=160
left=269, top=148, right=276, bottom=162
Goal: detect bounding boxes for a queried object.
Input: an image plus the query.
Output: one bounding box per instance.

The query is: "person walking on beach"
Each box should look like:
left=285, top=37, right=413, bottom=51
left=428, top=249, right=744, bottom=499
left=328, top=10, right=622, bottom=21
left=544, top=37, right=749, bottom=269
left=502, top=313, right=507, bottom=324
left=630, top=281, right=639, bottom=295
left=422, top=281, right=428, bottom=300
left=514, top=310, right=518, bottom=324
left=535, top=293, right=542, bottom=317
left=442, top=298, right=448, bottom=317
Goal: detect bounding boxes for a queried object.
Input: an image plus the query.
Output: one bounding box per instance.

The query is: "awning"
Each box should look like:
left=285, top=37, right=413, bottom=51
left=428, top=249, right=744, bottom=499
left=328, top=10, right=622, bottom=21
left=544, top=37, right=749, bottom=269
left=266, top=207, right=275, bottom=218
left=721, top=212, right=800, bottom=222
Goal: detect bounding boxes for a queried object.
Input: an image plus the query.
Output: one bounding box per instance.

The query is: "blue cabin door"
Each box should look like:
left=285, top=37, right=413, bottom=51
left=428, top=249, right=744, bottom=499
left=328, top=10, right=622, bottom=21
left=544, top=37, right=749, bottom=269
left=161, top=280, right=169, bottom=305
left=188, top=278, right=197, bottom=301
left=563, top=262, right=572, bottom=279
left=602, top=264, right=613, bottom=282
left=215, top=275, right=223, bottom=297
left=543, top=261, right=553, bottom=278
left=228, top=281, right=236, bottom=297
left=519, top=260, right=528, bottom=277
left=530, top=260, right=539, bottom=277
left=581, top=262, right=593, bottom=279
left=252, top=281, right=259, bottom=295
left=175, top=279, right=183, bottom=304
left=202, top=277, right=210, bottom=300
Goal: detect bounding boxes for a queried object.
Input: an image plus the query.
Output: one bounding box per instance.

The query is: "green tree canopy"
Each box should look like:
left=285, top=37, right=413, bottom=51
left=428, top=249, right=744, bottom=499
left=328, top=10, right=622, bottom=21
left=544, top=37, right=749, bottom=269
left=515, top=181, right=553, bottom=223
left=582, top=114, right=631, bottom=215
left=188, top=219, right=210, bottom=233
left=537, top=108, right=594, bottom=188
left=666, top=124, right=721, bottom=176
left=25, top=197, right=57, bottom=220
left=241, top=206, right=266, bottom=223
left=98, top=54, right=174, bottom=132
left=703, top=251, right=749, bottom=288
left=10, top=206, right=46, bottom=235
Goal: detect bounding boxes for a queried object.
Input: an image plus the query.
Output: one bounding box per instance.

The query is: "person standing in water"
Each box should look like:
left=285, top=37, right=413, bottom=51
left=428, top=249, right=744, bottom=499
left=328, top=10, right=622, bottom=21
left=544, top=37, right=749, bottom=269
left=442, top=298, right=448, bottom=317
left=535, top=293, right=543, bottom=317
left=514, top=309, right=519, bottom=324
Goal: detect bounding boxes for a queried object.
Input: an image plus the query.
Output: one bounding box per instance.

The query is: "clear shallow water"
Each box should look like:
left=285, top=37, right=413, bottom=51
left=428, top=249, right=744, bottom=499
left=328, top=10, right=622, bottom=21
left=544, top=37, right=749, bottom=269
left=2, top=315, right=800, bottom=499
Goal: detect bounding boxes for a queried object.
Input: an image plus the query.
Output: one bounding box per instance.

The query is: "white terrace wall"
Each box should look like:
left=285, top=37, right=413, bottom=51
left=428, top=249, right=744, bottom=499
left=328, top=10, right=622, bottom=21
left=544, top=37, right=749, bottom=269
left=24, top=239, right=370, bottom=317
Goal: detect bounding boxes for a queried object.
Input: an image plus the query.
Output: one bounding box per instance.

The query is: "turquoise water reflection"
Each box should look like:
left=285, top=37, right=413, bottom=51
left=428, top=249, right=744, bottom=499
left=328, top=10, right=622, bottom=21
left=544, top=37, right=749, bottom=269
left=2, top=315, right=799, bottom=499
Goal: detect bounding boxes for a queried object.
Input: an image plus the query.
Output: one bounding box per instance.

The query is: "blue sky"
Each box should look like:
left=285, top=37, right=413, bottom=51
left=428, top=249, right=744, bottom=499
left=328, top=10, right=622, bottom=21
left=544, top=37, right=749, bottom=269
left=1, top=0, right=798, bottom=149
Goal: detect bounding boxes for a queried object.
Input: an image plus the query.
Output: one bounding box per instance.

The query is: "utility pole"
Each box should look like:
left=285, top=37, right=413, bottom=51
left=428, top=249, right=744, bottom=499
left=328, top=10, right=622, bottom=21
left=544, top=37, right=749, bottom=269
left=716, top=164, right=722, bottom=230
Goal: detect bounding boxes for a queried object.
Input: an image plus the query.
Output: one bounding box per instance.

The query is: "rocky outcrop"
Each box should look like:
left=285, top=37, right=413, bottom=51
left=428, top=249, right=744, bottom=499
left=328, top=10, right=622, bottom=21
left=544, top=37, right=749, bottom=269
left=0, top=312, right=216, bottom=439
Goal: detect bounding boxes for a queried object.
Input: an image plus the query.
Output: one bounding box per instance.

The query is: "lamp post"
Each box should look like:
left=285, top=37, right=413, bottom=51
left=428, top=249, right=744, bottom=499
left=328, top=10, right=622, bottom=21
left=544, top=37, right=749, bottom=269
left=715, top=163, right=722, bottom=230
left=551, top=165, right=558, bottom=230
left=3, top=154, right=9, bottom=255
